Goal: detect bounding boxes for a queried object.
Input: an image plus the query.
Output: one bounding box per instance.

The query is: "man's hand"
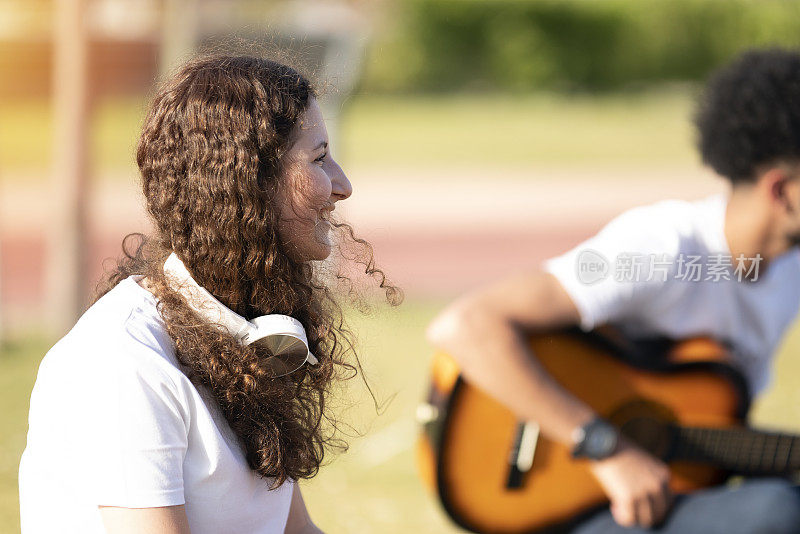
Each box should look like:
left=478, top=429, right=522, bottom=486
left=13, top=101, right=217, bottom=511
left=589, top=439, right=673, bottom=528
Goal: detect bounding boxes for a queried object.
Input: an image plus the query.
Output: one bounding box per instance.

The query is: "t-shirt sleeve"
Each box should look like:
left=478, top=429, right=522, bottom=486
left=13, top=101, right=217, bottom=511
left=70, top=341, right=190, bottom=508
left=543, top=206, right=681, bottom=331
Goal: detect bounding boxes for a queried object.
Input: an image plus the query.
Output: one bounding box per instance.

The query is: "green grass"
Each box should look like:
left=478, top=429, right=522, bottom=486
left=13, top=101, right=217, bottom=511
left=4, top=300, right=799, bottom=533
left=298, top=299, right=463, bottom=533
left=339, top=90, right=697, bottom=170
left=0, top=90, right=698, bottom=182
left=0, top=334, right=51, bottom=532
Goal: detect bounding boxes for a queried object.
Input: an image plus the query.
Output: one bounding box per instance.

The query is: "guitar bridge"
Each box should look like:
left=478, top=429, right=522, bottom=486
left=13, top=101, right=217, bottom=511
left=506, top=421, right=540, bottom=489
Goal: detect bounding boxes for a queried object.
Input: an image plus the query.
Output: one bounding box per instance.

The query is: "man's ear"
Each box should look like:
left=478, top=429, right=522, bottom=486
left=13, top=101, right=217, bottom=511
left=760, top=167, right=793, bottom=211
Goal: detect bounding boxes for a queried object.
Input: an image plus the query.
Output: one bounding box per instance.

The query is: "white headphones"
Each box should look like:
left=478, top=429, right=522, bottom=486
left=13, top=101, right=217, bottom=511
left=163, top=252, right=319, bottom=375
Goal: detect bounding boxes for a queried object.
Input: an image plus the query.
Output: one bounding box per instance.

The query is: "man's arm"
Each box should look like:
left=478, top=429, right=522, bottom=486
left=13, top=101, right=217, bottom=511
left=427, top=270, right=595, bottom=443
left=427, top=269, right=671, bottom=528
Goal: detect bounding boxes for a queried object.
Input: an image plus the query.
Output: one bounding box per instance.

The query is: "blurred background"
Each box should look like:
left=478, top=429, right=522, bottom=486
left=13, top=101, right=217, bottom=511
left=4, top=0, right=800, bottom=532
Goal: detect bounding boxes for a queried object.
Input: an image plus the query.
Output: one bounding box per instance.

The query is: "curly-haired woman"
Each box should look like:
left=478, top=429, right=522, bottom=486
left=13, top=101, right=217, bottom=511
left=19, top=55, right=397, bottom=534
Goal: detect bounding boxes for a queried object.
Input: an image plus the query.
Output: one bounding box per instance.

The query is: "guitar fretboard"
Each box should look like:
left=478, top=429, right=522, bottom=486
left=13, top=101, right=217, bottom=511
left=673, top=426, right=800, bottom=475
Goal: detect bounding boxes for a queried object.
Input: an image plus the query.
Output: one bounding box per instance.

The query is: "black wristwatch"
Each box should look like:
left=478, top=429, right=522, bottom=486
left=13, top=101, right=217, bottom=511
left=571, top=417, right=620, bottom=460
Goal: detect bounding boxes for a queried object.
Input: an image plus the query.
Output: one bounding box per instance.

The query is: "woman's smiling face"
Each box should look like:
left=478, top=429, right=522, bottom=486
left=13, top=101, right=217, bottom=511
left=277, top=97, right=352, bottom=262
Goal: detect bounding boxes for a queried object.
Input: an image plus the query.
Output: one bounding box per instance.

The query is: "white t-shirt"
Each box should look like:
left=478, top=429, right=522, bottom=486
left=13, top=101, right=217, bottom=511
left=545, top=194, right=800, bottom=395
left=18, top=276, right=294, bottom=534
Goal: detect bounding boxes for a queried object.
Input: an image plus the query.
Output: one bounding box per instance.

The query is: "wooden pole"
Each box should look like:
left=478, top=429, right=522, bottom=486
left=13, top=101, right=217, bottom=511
left=160, top=0, right=200, bottom=80
left=49, top=0, right=90, bottom=335
left=0, top=223, right=3, bottom=344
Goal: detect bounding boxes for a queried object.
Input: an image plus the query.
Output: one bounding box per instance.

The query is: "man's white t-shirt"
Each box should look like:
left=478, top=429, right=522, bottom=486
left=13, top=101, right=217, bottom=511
left=18, top=276, right=294, bottom=533
left=544, top=194, right=800, bottom=395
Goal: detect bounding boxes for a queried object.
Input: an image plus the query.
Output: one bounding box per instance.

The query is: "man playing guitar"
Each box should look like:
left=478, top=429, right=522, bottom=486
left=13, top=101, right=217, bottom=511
left=427, top=48, right=800, bottom=533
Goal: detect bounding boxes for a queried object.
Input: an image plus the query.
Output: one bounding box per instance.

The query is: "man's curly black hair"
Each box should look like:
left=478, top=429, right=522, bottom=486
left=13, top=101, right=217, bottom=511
left=695, top=48, right=800, bottom=184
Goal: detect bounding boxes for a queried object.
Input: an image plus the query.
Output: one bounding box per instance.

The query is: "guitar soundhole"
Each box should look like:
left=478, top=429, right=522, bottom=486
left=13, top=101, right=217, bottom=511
left=608, top=399, right=677, bottom=460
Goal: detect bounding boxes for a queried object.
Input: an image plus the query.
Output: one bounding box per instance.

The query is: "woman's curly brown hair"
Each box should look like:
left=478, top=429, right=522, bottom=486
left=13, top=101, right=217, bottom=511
left=95, top=54, right=400, bottom=487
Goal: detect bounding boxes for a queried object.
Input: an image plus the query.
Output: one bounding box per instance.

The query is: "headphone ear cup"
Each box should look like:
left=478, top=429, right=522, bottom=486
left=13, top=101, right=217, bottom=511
left=164, top=253, right=316, bottom=376
left=248, top=334, right=309, bottom=376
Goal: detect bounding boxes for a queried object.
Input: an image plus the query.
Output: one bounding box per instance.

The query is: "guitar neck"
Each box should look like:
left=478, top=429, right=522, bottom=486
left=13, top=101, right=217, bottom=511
left=672, top=426, right=800, bottom=475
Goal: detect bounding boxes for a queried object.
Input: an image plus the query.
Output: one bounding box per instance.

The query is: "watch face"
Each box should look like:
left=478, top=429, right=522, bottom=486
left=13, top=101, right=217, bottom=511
left=588, top=429, right=616, bottom=454
left=583, top=422, right=619, bottom=459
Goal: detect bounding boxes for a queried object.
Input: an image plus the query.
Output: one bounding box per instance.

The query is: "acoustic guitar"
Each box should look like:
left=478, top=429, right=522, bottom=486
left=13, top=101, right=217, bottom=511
left=416, top=328, right=800, bottom=534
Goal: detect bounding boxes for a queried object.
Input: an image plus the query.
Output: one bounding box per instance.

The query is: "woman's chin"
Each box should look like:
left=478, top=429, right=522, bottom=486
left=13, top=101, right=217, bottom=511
left=300, top=239, right=332, bottom=262
left=311, top=244, right=332, bottom=261
left=281, top=227, right=333, bottom=262
left=313, top=228, right=333, bottom=260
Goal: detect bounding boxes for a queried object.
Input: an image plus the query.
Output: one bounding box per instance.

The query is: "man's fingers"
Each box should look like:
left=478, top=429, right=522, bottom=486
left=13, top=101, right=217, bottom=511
left=653, top=481, right=674, bottom=525
left=611, top=500, right=637, bottom=528
left=636, top=495, right=655, bottom=528
left=646, top=483, right=672, bottom=527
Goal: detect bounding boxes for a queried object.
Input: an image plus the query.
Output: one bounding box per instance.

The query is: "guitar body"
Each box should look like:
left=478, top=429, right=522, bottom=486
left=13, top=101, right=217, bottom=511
left=417, top=329, right=751, bottom=534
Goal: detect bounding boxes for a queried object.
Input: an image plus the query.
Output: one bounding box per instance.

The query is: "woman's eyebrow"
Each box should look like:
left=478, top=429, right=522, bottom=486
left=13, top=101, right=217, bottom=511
left=312, top=140, right=328, bottom=152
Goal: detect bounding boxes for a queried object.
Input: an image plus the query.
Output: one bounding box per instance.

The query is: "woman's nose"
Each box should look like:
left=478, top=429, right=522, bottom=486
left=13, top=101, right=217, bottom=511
left=330, top=160, right=352, bottom=201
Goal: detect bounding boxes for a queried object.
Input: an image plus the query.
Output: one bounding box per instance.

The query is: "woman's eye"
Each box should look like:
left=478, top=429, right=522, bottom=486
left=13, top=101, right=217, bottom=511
left=314, top=152, right=327, bottom=165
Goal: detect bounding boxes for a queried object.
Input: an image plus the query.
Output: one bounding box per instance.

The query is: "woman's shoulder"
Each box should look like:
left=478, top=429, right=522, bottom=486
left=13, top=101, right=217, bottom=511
left=39, top=276, right=187, bottom=394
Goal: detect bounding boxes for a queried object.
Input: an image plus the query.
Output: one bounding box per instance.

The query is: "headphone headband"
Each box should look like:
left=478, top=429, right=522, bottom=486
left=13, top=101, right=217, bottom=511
left=163, top=253, right=318, bottom=369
